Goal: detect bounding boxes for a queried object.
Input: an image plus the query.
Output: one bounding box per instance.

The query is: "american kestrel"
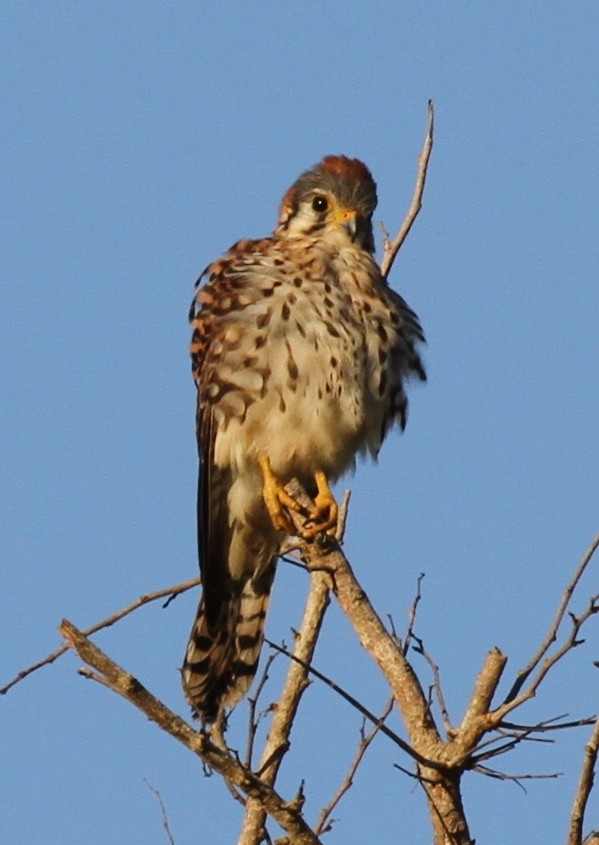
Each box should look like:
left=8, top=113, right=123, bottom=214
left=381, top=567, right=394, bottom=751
left=182, top=155, right=426, bottom=721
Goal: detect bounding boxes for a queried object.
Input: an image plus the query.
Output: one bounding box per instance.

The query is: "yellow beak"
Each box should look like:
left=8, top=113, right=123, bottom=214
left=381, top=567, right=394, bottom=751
left=334, top=209, right=359, bottom=238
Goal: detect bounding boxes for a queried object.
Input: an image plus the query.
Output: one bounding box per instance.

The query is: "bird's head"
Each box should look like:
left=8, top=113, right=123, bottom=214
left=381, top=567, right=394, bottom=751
left=276, top=155, right=377, bottom=253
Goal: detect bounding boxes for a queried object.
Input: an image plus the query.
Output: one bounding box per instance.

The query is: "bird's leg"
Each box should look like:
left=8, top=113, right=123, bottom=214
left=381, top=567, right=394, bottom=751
left=302, top=471, right=338, bottom=539
left=259, top=456, right=309, bottom=535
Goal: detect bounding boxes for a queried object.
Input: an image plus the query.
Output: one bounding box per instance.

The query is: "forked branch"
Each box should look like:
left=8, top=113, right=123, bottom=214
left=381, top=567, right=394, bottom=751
left=504, top=533, right=599, bottom=705
left=59, top=619, right=322, bottom=845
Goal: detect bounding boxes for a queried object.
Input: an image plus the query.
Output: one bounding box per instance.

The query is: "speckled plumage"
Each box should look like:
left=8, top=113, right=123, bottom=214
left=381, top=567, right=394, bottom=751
left=182, top=156, right=426, bottom=721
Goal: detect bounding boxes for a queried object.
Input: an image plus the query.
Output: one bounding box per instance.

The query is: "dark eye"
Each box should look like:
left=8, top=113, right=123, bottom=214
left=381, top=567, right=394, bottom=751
left=311, top=195, right=328, bottom=213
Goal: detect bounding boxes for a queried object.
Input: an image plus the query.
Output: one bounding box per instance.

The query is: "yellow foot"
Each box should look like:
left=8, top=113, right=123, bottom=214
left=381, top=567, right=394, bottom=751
left=259, top=456, right=309, bottom=534
left=302, top=470, right=338, bottom=539
left=259, top=458, right=339, bottom=540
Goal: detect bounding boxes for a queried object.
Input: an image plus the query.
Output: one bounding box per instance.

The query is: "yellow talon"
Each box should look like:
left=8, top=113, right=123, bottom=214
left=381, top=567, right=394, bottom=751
left=259, top=456, right=307, bottom=534
left=259, top=458, right=338, bottom=540
left=302, top=470, right=338, bottom=538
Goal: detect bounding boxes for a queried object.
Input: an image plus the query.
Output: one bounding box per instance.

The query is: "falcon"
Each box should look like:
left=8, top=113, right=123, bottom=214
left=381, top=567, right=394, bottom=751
left=182, top=155, right=426, bottom=721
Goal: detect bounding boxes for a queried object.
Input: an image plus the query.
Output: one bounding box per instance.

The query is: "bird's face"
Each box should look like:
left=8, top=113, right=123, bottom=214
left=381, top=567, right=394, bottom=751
left=276, top=155, right=378, bottom=253
left=281, top=188, right=375, bottom=252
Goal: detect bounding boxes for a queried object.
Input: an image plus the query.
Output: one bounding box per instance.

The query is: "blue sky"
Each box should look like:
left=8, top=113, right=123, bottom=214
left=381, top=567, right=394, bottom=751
left=2, top=3, right=598, bottom=843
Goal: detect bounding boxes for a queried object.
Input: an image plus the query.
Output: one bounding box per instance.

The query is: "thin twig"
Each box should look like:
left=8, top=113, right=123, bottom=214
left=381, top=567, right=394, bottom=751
left=472, top=713, right=578, bottom=758
left=380, top=100, right=435, bottom=279
left=471, top=724, right=556, bottom=766
left=403, top=572, right=425, bottom=656
left=265, top=638, right=431, bottom=767
left=335, top=490, right=352, bottom=543
left=504, top=533, right=599, bottom=704
left=245, top=652, right=279, bottom=768
left=1, top=577, right=201, bottom=695
left=143, top=779, right=177, bottom=845
left=493, top=593, right=599, bottom=722
left=500, top=716, right=597, bottom=733
left=411, top=634, right=453, bottom=735
left=315, top=696, right=394, bottom=835
left=569, top=716, right=599, bottom=845
left=473, top=764, right=561, bottom=789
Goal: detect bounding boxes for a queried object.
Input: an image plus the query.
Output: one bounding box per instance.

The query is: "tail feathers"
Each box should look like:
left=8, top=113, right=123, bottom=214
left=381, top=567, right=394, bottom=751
left=182, top=573, right=274, bottom=722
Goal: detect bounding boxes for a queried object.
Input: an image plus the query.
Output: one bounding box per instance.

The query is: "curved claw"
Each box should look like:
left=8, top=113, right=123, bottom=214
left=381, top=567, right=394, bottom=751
left=260, top=459, right=338, bottom=540
left=302, top=470, right=338, bottom=538
left=259, top=456, right=308, bottom=535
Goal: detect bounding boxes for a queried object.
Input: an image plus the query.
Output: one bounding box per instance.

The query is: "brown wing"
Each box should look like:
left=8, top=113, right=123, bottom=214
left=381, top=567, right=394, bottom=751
left=189, top=273, right=234, bottom=631
left=183, top=251, right=279, bottom=720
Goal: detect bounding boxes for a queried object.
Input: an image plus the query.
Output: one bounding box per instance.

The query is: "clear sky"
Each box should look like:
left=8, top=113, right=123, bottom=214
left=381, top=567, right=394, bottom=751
left=2, top=3, right=598, bottom=843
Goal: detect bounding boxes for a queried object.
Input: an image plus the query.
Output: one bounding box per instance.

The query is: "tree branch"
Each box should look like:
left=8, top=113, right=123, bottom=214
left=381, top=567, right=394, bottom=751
left=492, top=590, right=599, bottom=723
left=59, top=619, right=322, bottom=845
left=379, top=100, right=435, bottom=279
left=504, top=533, right=599, bottom=705
left=314, top=697, right=394, bottom=835
left=569, top=715, right=599, bottom=845
left=298, top=536, right=474, bottom=845
left=238, top=572, right=331, bottom=845
left=1, top=577, right=201, bottom=695
left=144, top=779, right=177, bottom=845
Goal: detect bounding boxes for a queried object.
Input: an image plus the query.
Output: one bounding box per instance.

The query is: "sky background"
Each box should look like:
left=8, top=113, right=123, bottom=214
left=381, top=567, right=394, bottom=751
left=2, top=3, right=598, bottom=843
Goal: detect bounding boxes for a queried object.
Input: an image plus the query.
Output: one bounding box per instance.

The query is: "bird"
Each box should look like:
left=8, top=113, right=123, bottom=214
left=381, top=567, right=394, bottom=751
left=182, top=155, right=426, bottom=722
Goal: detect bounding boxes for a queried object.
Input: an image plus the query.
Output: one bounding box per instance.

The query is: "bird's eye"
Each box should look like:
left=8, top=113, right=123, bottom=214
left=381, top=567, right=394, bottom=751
left=311, top=195, right=329, bottom=213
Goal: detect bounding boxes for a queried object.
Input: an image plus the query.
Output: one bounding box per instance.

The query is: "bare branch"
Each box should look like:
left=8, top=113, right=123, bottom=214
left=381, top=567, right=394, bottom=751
left=143, top=779, right=177, bottom=845
left=265, top=638, right=426, bottom=764
left=403, top=572, right=426, bottom=656
left=335, top=490, right=352, bottom=543
left=246, top=652, right=279, bottom=768
left=473, top=764, right=561, bottom=788
left=299, top=537, right=442, bottom=755
left=1, top=577, right=201, bottom=695
left=314, top=697, right=394, bottom=835
left=456, top=648, right=508, bottom=751
left=238, top=571, right=331, bottom=845
left=379, top=100, right=435, bottom=279
left=504, top=533, right=599, bottom=704
left=500, top=715, right=597, bottom=734
left=493, top=592, right=599, bottom=722
left=569, top=716, right=599, bottom=845
left=59, top=619, right=322, bottom=845
left=411, top=634, right=454, bottom=736
left=470, top=717, right=568, bottom=766
left=298, top=535, right=474, bottom=845
left=472, top=713, right=582, bottom=761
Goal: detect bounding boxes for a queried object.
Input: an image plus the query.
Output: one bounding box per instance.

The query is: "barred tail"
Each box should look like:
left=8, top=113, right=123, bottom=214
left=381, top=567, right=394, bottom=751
left=182, top=568, right=275, bottom=722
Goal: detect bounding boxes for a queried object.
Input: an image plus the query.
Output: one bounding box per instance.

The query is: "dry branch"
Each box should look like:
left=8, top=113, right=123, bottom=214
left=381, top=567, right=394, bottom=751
left=504, top=533, right=599, bottom=704
left=314, top=697, right=394, bottom=835
left=1, top=577, right=201, bottom=695
left=380, top=100, right=435, bottom=279
left=297, top=535, right=474, bottom=845
left=59, top=619, right=322, bottom=845
left=493, top=587, right=599, bottom=723
left=238, top=571, right=331, bottom=845
left=569, top=716, right=599, bottom=845
left=237, top=487, right=351, bottom=844
left=144, top=779, right=177, bottom=845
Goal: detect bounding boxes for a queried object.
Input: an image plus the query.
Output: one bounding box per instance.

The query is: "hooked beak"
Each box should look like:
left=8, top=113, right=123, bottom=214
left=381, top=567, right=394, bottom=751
left=335, top=209, right=358, bottom=238
left=334, top=208, right=372, bottom=249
